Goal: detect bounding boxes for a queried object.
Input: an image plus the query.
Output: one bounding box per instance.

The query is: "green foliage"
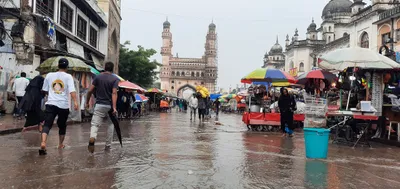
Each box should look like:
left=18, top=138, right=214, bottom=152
left=119, top=41, right=161, bottom=88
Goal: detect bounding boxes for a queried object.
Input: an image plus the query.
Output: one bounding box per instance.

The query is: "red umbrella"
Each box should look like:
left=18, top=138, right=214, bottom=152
left=296, top=70, right=337, bottom=85
left=119, top=81, right=146, bottom=92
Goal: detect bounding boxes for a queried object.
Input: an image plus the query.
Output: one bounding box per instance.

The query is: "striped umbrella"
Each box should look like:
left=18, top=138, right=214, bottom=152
left=241, top=68, right=296, bottom=84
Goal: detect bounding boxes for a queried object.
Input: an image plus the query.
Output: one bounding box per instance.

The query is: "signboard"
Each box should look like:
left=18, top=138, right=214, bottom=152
left=289, top=68, right=298, bottom=77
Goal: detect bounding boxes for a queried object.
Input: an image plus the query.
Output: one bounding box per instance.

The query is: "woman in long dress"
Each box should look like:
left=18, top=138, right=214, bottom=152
left=19, top=75, right=45, bottom=132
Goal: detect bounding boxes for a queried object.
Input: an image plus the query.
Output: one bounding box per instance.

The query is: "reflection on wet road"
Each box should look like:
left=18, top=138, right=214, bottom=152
left=1, top=112, right=400, bottom=189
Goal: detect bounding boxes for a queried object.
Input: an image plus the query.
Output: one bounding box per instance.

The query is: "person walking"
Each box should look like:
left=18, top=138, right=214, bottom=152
left=19, top=75, right=45, bottom=132
left=13, top=72, right=29, bottom=119
left=278, top=88, right=297, bottom=137
left=86, top=62, right=119, bottom=153
left=198, top=96, right=206, bottom=121
left=213, top=98, right=221, bottom=117
left=189, top=93, right=198, bottom=120
left=39, top=58, right=78, bottom=155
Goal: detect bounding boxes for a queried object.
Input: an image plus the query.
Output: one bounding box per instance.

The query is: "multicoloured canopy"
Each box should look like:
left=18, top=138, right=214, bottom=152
left=135, top=94, right=149, bottom=102
left=241, top=68, right=296, bottom=84
left=147, top=88, right=163, bottom=93
left=113, top=74, right=125, bottom=81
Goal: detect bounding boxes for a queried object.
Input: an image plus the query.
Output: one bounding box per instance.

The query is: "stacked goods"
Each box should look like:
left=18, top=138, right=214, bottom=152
left=196, top=86, right=210, bottom=98
left=303, top=95, right=327, bottom=128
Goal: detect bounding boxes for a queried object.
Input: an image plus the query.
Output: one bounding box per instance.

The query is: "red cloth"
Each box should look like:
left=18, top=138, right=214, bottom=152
left=242, top=112, right=249, bottom=125
left=353, top=114, right=378, bottom=121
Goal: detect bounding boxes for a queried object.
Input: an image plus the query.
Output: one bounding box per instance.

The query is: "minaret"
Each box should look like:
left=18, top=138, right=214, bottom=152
left=293, top=28, right=299, bottom=41
left=351, top=0, right=366, bottom=15
left=285, top=34, right=290, bottom=46
left=205, top=22, right=217, bottom=66
left=160, top=18, right=173, bottom=90
left=205, top=21, right=218, bottom=93
left=307, top=18, right=318, bottom=40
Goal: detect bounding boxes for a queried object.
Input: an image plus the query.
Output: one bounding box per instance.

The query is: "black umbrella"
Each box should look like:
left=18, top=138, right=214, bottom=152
left=108, top=109, right=122, bottom=147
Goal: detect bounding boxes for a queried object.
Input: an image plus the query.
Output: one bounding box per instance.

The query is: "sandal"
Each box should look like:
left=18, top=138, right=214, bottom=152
left=39, top=142, right=47, bottom=155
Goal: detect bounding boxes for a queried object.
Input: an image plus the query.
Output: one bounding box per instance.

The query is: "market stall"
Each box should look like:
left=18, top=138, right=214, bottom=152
left=240, top=68, right=305, bottom=131
left=319, top=47, right=400, bottom=146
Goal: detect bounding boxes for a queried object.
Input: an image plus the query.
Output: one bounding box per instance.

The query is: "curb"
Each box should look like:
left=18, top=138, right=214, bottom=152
left=0, top=127, right=23, bottom=135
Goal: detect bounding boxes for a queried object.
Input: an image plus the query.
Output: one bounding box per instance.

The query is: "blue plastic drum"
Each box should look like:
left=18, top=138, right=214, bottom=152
left=303, top=128, right=330, bottom=159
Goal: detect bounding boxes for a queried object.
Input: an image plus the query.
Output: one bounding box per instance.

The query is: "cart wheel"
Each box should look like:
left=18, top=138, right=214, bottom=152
left=256, top=125, right=263, bottom=132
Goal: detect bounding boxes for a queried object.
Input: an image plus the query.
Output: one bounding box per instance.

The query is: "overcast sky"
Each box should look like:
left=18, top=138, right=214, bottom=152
left=120, top=0, right=338, bottom=90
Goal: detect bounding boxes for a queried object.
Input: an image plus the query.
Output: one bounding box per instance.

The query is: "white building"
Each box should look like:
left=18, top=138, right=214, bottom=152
left=282, top=0, right=398, bottom=75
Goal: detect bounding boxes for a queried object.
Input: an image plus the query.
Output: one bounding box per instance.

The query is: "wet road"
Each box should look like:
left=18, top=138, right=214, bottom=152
left=1, top=112, right=400, bottom=189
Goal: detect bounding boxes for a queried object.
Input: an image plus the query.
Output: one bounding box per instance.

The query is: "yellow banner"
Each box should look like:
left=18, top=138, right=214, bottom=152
left=289, top=68, right=298, bottom=77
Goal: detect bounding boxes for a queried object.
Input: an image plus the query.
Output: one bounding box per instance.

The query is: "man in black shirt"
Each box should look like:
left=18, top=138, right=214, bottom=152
left=86, top=62, right=119, bottom=153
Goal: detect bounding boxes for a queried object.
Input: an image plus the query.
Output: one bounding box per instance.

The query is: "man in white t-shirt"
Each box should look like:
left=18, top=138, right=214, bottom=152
left=39, top=58, right=79, bottom=155
left=13, top=72, right=29, bottom=118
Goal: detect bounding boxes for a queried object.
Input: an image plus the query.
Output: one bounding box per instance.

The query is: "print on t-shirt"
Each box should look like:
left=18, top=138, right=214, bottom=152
left=52, top=79, right=65, bottom=94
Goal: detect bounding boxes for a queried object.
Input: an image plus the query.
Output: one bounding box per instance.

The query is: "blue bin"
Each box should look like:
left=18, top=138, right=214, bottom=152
left=303, top=128, right=330, bottom=159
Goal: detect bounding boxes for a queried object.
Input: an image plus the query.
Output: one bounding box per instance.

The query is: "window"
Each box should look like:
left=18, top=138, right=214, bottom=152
left=299, top=62, right=304, bottom=72
left=360, top=32, right=369, bottom=48
left=191, top=72, right=195, bottom=77
left=328, top=26, right=331, bottom=32
left=171, top=80, right=174, bottom=83
left=89, top=26, right=98, bottom=48
left=382, top=32, right=391, bottom=45
left=171, top=71, right=175, bottom=76
left=60, top=2, right=73, bottom=32
left=77, top=16, right=87, bottom=41
left=201, top=82, right=204, bottom=85
left=328, top=36, right=331, bottom=43
left=181, top=71, right=184, bottom=76
left=176, top=72, right=180, bottom=76
left=171, top=86, right=174, bottom=90
left=201, top=72, right=204, bottom=77
left=196, top=72, right=200, bottom=77
left=36, top=0, right=55, bottom=18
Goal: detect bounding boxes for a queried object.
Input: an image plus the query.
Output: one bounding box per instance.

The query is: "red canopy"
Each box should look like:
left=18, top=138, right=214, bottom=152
left=119, top=81, right=146, bottom=92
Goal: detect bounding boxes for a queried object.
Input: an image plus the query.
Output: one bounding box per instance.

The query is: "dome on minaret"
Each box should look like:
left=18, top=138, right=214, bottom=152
left=163, top=20, right=171, bottom=28
left=270, top=37, right=283, bottom=54
left=209, top=22, right=216, bottom=30
left=322, top=0, right=352, bottom=19
left=307, top=18, right=317, bottom=32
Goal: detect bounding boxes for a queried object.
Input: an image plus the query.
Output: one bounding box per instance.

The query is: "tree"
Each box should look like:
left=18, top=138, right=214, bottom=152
left=119, top=41, right=161, bottom=88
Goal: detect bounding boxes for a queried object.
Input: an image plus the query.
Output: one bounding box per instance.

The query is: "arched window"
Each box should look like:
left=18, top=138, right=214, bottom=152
left=277, top=57, right=279, bottom=60
left=181, top=71, right=185, bottom=76
left=328, top=26, right=331, bottom=32
left=196, top=72, right=200, bottom=77
left=312, top=35, right=315, bottom=39
left=299, top=62, right=305, bottom=72
left=360, top=32, right=369, bottom=48
left=171, top=86, right=174, bottom=90
left=201, top=72, right=205, bottom=77
left=191, top=72, right=195, bottom=77
left=328, top=36, right=331, bottom=43
left=171, top=71, right=175, bottom=76
left=177, top=72, right=180, bottom=76
left=343, top=32, right=348, bottom=37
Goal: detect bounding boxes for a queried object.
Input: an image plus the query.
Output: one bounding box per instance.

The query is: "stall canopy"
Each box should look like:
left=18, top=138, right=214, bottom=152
left=147, top=88, right=163, bottom=93
left=119, top=81, right=146, bottom=92
left=319, top=47, right=400, bottom=70
left=241, top=68, right=296, bottom=84
left=37, top=56, right=91, bottom=73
